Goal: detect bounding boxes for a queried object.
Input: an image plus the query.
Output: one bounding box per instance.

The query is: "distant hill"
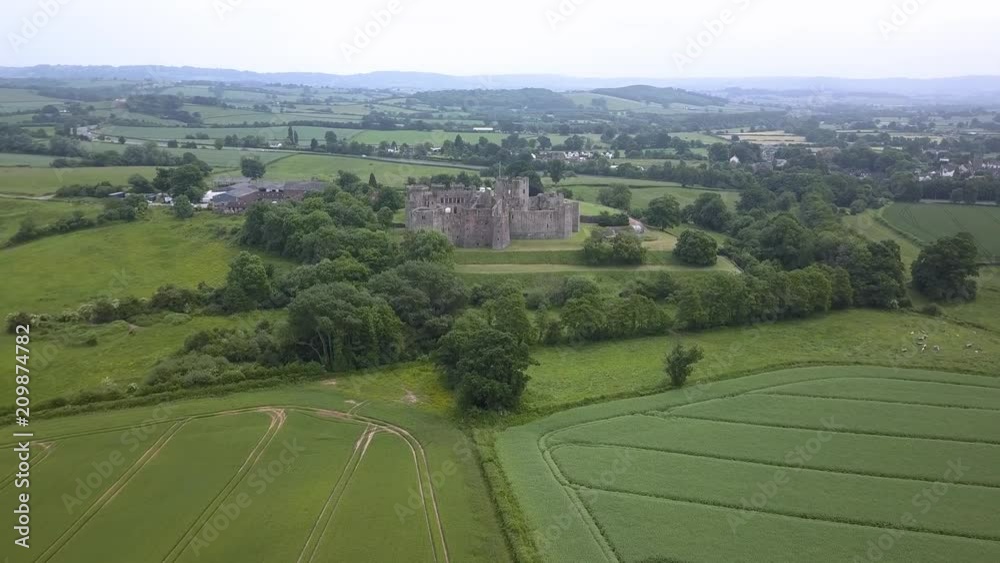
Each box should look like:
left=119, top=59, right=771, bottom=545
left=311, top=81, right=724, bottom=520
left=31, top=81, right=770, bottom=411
left=591, top=85, right=727, bottom=107
left=411, top=88, right=575, bottom=112
left=0, top=66, right=999, bottom=101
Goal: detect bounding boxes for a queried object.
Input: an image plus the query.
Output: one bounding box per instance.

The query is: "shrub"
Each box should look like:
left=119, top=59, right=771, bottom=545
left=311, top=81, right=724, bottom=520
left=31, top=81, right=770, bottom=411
left=919, top=304, right=943, bottom=317
left=6, top=312, right=32, bottom=334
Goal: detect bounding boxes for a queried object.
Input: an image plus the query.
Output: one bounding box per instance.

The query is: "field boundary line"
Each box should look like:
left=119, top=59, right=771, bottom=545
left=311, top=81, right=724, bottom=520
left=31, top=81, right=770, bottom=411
left=0, top=421, right=178, bottom=449
left=538, top=443, right=621, bottom=563
left=34, top=419, right=187, bottom=563
left=552, top=441, right=1000, bottom=489
left=657, top=412, right=1000, bottom=446
left=751, top=391, right=1000, bottom=412
left=161, top=408, right=286, bottom=563
left=756, top=375, right=1000, bottom=394
left=570, top=484, right=1000, bottom=544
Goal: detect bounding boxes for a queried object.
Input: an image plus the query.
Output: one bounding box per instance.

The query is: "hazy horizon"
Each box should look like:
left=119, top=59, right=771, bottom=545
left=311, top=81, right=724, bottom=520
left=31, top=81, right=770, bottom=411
left=3, top=0, right=999, bottom=80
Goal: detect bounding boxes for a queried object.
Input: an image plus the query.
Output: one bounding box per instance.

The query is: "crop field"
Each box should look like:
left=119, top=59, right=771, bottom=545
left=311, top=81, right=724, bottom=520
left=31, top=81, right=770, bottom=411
left=671, top=131, right=727, bottom=144
left=729, top=130, right=810, bottom=144
left=497, top=366, right=1000, bottom=562
left=0, top=384, right=509, bottom=563
left=0, top=166, right=162, bottom=196
left=263, top=154, right=473, bottom=185
left=882, top=203, right=1000, bottom=261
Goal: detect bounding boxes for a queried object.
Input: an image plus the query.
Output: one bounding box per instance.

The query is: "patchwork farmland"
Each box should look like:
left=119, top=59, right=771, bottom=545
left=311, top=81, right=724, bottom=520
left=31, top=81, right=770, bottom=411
left=1, top=387, right=503, bottom=562
left=497, top=366, right=1000, bottom=563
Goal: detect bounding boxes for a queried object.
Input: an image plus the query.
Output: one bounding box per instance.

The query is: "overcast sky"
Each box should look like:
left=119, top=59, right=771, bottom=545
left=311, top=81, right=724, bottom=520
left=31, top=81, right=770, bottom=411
left=2, top=0, right=999, bottom=78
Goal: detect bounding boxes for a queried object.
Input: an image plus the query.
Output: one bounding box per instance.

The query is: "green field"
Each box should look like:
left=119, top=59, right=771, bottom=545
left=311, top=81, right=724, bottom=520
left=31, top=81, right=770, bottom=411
left=844, top=208, right=924, bottom=265
left=565, top=182, right=741, bottom=210
left=264, top=154, right=474, bottom=185
left=0, top=198, right=103, bottom=241
left=0, top=88, right=68, bottom=112
left=883, top=203, right=1000, bottom=262
left=0, top=209, right=278, bottom=316
left=0, top=384, right=509, bottom=563
left=97, top=125, right=361, bottom=144
left=0, top=166, right=162, bottom=196
left=522, top=308, right=1000, bottom=409
left=497, top=366, right=1000, bottom=563
left=0, top=153, right=59, bottom=167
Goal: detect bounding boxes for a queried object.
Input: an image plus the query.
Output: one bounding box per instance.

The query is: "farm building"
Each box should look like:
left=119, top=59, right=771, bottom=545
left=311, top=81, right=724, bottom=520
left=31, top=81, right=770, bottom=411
left=209, top=180, right=328, bottom=213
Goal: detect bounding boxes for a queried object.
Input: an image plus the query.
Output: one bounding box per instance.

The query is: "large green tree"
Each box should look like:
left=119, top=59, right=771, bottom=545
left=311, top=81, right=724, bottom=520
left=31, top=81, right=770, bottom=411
left=222, top=252, right=273, bottom=312
left=911, top=232, right=980, bottom=301
left=436, top=318, right=534, bottom=412
left=598, top=184, right=632, bottom=211
left=644, top=195, right=681, bottom=229
left=287, top=283, right=403, bottom=371
left=241, top=156, right=266, bottom=180
left=674, top=230, right=718, bottom=266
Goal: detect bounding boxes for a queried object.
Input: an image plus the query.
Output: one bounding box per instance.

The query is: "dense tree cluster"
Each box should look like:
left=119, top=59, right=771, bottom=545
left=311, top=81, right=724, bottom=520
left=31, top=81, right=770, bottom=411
left=582, top=228, right=646, bottom=266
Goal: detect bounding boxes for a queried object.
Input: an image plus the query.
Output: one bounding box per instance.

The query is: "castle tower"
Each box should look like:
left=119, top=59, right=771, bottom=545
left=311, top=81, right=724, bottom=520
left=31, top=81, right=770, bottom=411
left=495, top=177, right=530, bottom=211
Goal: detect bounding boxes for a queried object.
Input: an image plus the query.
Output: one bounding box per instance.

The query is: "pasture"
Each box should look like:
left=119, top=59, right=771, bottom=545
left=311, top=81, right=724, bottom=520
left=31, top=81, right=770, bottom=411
left=497, top=366, right=1000, bottom=562
left=844, top=209, right=923, bottom=266
left=0, top=153, right=59, bottom=167
left=882, top=203, right=1000, bottom=262
left=0, top=166, right=161, bottom=196
left=0, top=209, right=278, bottom=317
left=0, top=383, right=509, bottom=563
left=0, top=198, right=103, bottom=242
left=565, top=182, right=741, bottom=210
left=263, top=154, right=474, bottom=185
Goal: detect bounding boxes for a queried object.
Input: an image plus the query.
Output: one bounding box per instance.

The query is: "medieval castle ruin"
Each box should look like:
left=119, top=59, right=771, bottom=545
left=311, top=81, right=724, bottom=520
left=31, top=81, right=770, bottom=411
left=405, top=177, right=581, bottom=249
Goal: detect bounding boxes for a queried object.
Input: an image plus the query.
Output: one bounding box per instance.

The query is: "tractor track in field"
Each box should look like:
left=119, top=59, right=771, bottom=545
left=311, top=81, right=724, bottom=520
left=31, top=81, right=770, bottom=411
left=20, top=404, right=449, bottom=563
left=0, top=442, right=54, bottom=492
left=34, top=419, right=187, bottom=563
left=655, top=412, right=1000, bottom=447
left=552, top=440, right=1000, bottom=490
left=295, top=424, right=380, bottom=563
left=161, top=408, right=287, bottom=563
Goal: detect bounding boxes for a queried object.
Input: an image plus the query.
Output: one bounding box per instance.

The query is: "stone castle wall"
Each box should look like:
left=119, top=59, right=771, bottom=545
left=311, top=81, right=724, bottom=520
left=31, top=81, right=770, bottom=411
left=405, top=178, right=577, bottom=249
